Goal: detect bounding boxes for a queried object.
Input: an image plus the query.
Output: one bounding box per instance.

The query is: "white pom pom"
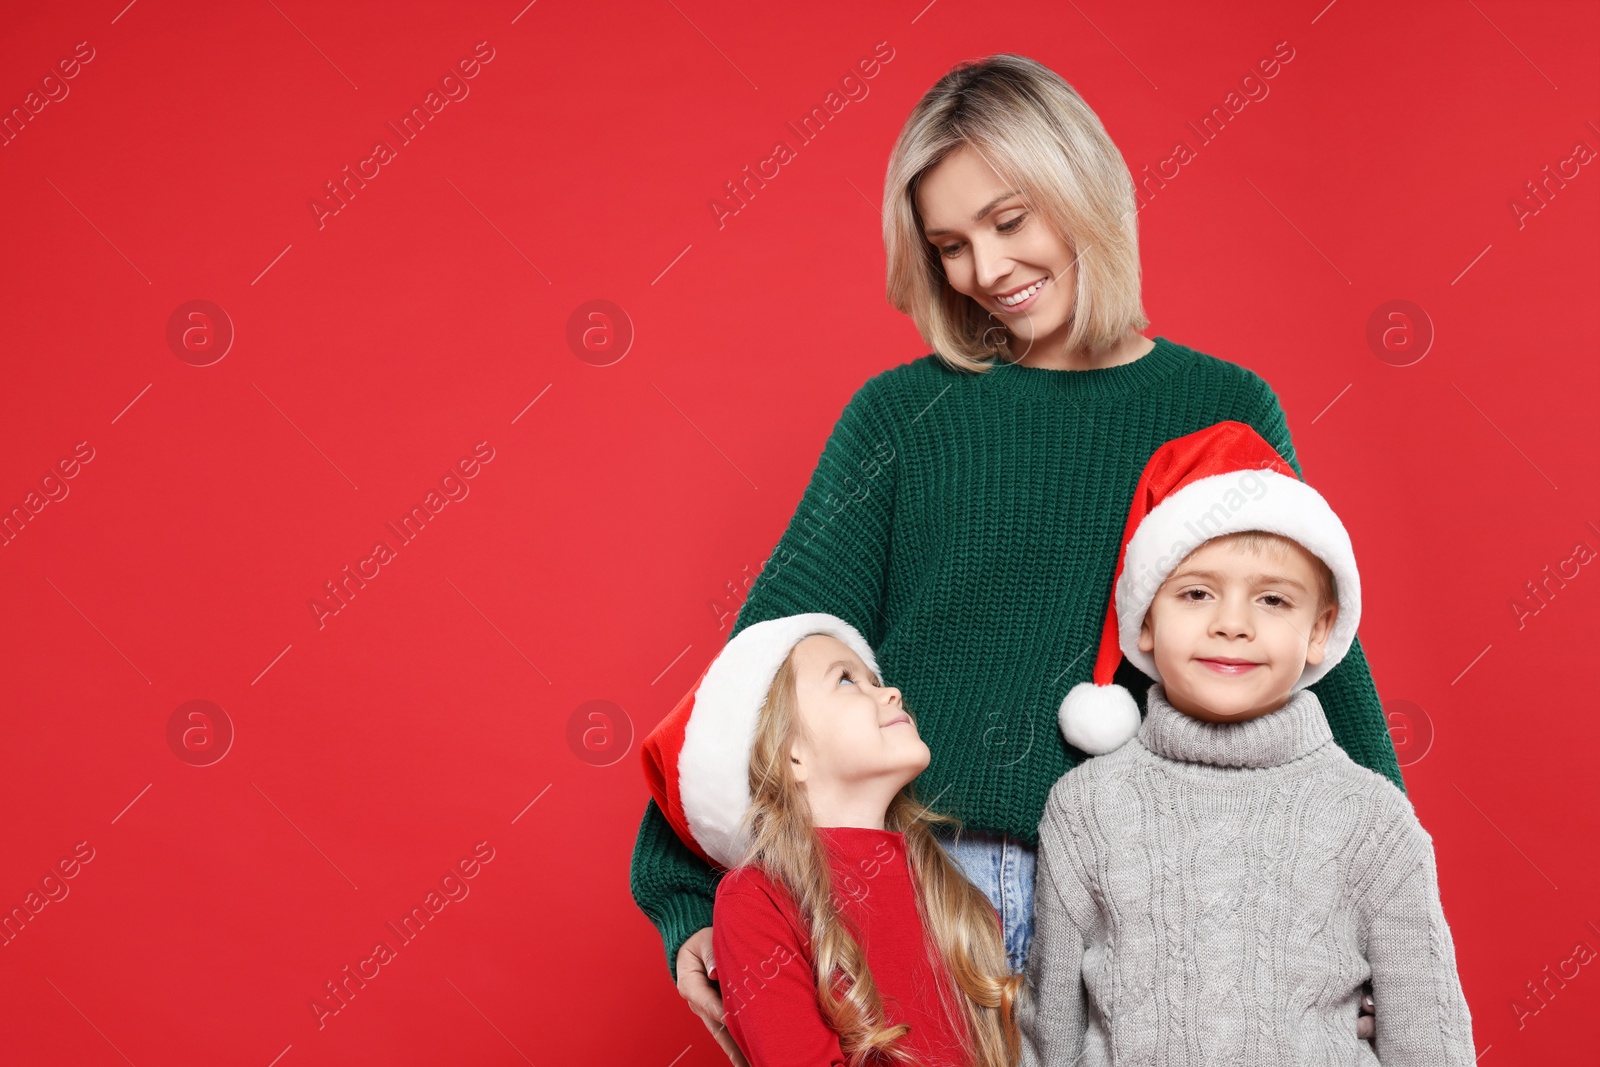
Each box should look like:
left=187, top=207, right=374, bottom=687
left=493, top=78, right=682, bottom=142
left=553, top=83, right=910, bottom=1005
left=1059, top=682, right=1141, bottom=755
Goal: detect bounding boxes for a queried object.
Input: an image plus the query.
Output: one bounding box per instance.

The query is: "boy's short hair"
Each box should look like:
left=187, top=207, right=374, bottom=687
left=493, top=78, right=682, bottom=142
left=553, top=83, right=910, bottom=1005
left=1200, top=530, right=1338, bottom=616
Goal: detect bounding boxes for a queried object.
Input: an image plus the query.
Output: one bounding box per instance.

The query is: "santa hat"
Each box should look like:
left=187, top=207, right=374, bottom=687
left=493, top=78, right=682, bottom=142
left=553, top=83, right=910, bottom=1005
left=1059, top=420, right=1362, bottom=755
left=640, top=612, right=882, bottom=870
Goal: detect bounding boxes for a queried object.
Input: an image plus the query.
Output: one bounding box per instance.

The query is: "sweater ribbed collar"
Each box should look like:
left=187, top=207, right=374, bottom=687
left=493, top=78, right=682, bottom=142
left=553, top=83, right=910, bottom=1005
left=978, top=335, right=1187, bottom=400
left=1138, top=683, right=1332, bottom=769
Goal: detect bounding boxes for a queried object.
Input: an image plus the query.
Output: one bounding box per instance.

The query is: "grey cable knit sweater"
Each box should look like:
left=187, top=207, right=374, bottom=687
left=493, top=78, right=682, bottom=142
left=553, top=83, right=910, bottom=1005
left=1020, top=684, right=1474, bottom=1066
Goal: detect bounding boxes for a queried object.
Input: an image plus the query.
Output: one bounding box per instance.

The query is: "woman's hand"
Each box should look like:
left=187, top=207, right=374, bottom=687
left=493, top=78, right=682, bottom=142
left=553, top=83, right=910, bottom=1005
left=677, top=927, right=750, bottom=1067
left=1358, top=984, right=1376, bottom=1042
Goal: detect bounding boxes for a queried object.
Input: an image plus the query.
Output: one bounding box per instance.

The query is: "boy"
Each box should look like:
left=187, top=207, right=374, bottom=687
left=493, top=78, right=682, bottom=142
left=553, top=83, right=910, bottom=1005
left=1021, top=421, right=1475, bottom=1066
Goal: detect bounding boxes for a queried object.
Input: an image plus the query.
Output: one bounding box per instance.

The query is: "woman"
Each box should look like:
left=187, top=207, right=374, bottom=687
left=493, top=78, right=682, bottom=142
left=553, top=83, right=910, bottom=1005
left=630, top=53, right=1393, bottom=1062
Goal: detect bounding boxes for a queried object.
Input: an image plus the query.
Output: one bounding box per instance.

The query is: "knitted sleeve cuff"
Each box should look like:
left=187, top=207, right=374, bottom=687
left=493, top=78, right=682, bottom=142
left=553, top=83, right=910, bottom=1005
left=653, top=890, right=717, bottom=984
left=629, top=798, right=720, bottom=983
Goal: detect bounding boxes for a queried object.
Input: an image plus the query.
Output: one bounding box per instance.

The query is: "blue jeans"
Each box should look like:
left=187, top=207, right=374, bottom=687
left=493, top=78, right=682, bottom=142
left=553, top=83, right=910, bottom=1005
left=933, top=827, right=1037, bottom=974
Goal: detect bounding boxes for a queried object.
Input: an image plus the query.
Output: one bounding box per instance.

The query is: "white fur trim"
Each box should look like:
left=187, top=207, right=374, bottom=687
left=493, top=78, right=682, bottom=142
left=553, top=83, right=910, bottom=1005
left=1059, top=682, right=1142, bottom=755
left=1114, top=468, right=1360, bottom=690
left=677, top=613, right=881, bottom=869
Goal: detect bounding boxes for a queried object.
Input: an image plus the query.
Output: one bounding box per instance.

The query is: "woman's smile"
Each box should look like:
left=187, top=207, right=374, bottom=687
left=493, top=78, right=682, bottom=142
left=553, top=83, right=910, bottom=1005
left=993, top=275, right=1050, bottom=312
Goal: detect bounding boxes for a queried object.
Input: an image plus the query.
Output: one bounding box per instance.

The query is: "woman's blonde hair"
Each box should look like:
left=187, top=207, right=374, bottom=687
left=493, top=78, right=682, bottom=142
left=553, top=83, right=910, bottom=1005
left=884, top=53, right=1149, bottom=372
left=726, top=650, right=1025, bottom=1067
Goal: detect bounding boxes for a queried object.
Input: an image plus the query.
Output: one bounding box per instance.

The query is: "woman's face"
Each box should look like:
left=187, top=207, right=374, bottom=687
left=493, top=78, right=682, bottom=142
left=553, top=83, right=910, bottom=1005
left=786, top=635, right=929, bottom=819
left=915, top=142, right=1078, bottom=360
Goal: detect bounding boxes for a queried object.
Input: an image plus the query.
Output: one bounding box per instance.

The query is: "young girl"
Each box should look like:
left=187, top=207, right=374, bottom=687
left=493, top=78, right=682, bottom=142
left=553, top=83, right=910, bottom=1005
left=642, top=612, right=1024, bottom=1067
left=632, top=52, right=1391, bottom=1051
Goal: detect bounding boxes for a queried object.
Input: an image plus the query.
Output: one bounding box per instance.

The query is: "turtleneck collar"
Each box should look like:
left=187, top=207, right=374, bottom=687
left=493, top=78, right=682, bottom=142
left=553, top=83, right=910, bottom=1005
left=1137, top=683, right=1333, bottom=769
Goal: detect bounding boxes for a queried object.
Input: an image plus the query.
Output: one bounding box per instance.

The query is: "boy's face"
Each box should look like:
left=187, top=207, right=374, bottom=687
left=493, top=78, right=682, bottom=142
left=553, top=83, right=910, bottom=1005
left=1138, top=535, right=1337, bottom=723
left=787, top=635, right=930, bottom=818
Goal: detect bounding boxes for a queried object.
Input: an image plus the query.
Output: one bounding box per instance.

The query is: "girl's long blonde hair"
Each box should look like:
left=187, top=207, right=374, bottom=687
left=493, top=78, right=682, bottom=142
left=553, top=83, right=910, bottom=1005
left=884, top=53, right=1149, bottom=372
left=727, top=653, right=1025, bottom=1067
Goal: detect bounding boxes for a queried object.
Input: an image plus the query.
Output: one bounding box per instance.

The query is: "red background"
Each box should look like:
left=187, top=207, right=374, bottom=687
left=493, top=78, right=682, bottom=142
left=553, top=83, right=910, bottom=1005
left=1, top=1, right=1596, bottom=1064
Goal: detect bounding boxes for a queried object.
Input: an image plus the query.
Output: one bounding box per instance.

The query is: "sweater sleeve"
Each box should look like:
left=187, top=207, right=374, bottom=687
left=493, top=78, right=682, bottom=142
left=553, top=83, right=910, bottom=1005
left=712, top=871, right=847, bottom=1067
left=628, top=797, right=720, bottom=983
left=728, top=372, right=900, bottom=648
left=1019, top=784, right=1095, bottom=1067
left=628, top=373, right=900, bottom=983
left=1243, top=377, right=1406, bottom=793
left=1360, top=816, right=1476, bottom=1065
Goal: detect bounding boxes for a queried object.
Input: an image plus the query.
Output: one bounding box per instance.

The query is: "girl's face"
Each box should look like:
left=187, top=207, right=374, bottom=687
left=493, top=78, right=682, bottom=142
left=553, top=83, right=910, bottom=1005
left=786, top=635, right=929, bottom=826
left=915, top=142, right=1078, bottom=361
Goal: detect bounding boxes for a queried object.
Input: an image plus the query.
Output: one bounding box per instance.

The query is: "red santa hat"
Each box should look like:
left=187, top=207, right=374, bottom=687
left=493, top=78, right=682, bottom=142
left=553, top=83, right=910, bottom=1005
left=640, top=612, right=882, bottom=870
left=1060, top=420, right=1362, bottom=755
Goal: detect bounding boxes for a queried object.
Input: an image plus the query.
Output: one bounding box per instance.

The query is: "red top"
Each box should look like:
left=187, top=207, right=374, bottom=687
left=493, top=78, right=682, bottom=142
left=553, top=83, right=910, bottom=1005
left=712, top=826, right=978, bottom=1066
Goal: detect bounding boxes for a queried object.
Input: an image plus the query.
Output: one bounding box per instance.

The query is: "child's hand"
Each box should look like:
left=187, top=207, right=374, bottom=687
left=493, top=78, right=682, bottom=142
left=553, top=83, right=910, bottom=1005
left=1358, top=984, right=1376, bottom=1042
left=676, top=927, right=750, bottom=1067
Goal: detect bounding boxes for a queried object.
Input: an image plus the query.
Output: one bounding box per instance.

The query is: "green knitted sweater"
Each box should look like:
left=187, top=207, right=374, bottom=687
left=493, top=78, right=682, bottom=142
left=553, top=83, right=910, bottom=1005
left=630, top=336, right=1404, bottom=981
